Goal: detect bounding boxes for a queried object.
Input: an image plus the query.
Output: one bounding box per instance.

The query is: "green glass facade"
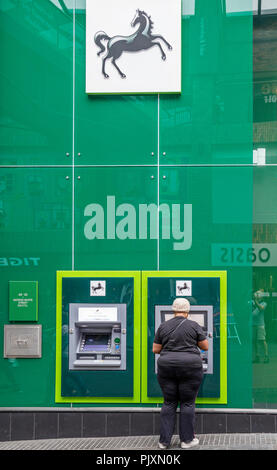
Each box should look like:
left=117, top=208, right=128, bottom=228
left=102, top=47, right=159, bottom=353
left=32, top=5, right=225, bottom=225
left=0, top=0, right=276, bottom=410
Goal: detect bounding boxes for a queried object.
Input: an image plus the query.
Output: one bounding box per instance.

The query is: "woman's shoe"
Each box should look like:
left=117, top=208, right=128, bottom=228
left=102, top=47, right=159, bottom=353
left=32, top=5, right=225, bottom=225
left=180, top=438, right=199, bottom=449
left=158, top=442, right=168, bottom=449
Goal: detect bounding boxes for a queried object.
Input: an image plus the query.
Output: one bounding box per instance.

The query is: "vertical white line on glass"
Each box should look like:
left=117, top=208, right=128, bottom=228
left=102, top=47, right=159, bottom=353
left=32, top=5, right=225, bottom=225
left=157, top=94, right=160, bottom=271
left=72, top=2, right=76, bottom=271
left=70, top=2, right=76, bottom=409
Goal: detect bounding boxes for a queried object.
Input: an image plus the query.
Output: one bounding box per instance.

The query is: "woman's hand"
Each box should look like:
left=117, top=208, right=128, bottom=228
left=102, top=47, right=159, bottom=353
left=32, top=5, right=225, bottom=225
left=153, top=342, right=162, bottom=354
left=197, top=339, right=209, bottom=351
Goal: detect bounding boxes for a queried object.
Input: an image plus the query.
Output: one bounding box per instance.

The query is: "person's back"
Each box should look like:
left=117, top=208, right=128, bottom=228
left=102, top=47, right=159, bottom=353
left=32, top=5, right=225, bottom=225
left=252, top=301, right=266, bottom=327
left=153, top=298, right=208, bottom=450
left=155, top=316, right=205, bottom=369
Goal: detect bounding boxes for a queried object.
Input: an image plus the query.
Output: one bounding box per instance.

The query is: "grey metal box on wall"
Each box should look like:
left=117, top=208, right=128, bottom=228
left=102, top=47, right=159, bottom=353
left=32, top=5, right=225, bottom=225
left=4, top=325, right=42, bottom=358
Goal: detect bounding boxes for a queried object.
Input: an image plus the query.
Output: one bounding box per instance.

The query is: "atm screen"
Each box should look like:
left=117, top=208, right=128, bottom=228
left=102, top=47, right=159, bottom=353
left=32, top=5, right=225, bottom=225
left=82, top=334, right=110, bottom=351
left=162, top=311, right=206, bottom=329
left=164, top=313, right=174, bottom=322
left=188, top=313, right=205, bottom=328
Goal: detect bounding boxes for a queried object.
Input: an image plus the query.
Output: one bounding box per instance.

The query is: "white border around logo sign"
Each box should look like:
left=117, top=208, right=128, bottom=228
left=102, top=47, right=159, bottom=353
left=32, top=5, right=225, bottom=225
left=90, top=280, right=106, bottom=296
left=86, top=0, right=182, bottom=94
left=176, top=280, right=192, bottom=296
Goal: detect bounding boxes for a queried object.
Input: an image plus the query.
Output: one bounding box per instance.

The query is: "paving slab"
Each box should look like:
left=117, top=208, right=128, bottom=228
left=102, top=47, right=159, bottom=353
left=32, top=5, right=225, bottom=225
left=0, top=433, right=276, bottom=451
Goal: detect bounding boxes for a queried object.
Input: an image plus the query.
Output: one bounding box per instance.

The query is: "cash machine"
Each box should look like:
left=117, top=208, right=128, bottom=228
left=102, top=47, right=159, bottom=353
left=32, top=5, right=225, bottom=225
left=55, top=271, right=141, bottom=403
left=69, top=303, right=126, bottom=370
left=141, top=271, right=227, bottom=405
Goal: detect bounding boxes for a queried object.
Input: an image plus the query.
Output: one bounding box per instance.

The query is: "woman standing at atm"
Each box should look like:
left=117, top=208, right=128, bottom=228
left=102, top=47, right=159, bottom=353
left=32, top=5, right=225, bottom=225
left=153, top=297, right=208, bottom=450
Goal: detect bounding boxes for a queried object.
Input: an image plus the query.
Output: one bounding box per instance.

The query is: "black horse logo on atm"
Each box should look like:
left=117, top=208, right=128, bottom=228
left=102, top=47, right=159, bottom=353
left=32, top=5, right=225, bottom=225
left=177, top=282, right=189, bottom=294
left=94, top=10, right=172, bottom=79
left=90, top=282, right=105, bottom=295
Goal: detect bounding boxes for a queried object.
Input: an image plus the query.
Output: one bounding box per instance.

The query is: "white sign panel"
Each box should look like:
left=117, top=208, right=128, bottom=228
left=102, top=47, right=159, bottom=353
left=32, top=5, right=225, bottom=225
left=78, top=307, right=117, bottom=322
left=90, top=280, right=106, bottom=296
left=86, top=0, right=181, bottom=94
left=176, top=280, right=192, bottom=296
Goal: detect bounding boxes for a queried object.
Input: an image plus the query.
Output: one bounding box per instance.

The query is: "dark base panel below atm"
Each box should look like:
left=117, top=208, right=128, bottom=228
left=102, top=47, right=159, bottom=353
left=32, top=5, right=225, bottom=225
left=0, top=409, right=277, bottom=441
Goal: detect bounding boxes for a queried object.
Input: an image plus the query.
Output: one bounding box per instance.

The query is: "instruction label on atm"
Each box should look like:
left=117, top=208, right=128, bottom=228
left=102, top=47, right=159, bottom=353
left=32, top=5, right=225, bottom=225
left=78, top=307, right=117, bottom=322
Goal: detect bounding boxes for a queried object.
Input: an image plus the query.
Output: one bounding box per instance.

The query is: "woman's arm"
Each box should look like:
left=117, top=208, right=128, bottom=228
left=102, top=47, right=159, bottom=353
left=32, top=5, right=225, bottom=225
left=153, top=342, right=162, bottom=354
left=198, top=339, right=209, bottom=351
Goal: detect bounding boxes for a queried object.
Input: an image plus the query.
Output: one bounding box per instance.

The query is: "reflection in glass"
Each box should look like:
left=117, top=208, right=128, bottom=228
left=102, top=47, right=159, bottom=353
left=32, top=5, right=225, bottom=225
left=253, top=168, right=277, bottom=407
left=261, top=0, right=277, bottom=14
left=226, top=0, right=257, bottom=15
left=182, top=0, right=195, bottom=16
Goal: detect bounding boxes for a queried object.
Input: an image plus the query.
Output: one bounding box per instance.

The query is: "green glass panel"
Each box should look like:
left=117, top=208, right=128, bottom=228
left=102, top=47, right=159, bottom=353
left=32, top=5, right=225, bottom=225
left=74, top=9, right=158, bottom=165
left=252, top=14, right=277, bottom=404
left=253, top=15, right=277, bottom=164
left=159, top=166, right=253, bottom=407
left=253, top=166, right=277, bottom=406
left=0, top=1, right=72, bottom=165
left=0, top=168, right=71, bottom=406
left=74, top=166, right=158, bottom=270
left=159, top=0, right=253, bottom=164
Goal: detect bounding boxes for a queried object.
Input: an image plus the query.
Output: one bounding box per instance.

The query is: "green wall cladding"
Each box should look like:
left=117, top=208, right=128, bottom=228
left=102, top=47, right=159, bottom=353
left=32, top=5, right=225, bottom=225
left=0, top=0, right=261, bottom=409
left=0, top=1, right=73, bottom=166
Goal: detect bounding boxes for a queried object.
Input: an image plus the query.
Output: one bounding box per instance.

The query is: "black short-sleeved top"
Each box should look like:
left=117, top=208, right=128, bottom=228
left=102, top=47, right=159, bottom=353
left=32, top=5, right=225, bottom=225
left=154, top=316, right=206, bottom=356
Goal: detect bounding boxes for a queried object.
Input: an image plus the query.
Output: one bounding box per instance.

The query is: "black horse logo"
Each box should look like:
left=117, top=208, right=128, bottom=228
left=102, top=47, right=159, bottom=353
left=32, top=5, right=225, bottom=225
left=177, top=283, right=189, bottom=294
left=91, top=282, right=104, bottom=294
left=94, top=9, right=172, bottom=79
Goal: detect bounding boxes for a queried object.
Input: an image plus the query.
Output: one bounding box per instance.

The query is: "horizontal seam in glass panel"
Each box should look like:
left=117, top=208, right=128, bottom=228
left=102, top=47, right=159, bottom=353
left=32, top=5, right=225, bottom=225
left=0, top=164, right=276, bottom=169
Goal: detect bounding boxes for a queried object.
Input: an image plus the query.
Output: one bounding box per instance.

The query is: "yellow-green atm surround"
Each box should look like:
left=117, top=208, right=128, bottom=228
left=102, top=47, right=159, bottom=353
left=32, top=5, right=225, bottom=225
left=141, top=270, right=228, bottom=405
left=55, top=270, right=141, bottom=404
left=56, top=270, right=227, bottom=405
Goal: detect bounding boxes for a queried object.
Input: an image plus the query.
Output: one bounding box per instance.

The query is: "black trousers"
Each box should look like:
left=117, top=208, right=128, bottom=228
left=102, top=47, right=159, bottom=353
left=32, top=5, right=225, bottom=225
left=157, top=362, right=203, bottom=445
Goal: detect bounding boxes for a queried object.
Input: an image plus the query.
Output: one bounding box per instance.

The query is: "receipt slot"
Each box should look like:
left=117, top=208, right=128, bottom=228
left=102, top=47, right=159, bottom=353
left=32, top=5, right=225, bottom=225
left=154, top=305, right=213, bottom=374
left=55, top=271, right=141, bottom=403
left=69, top=304, right=126, bottom=370
left=141, top=271, right=227, bottom=405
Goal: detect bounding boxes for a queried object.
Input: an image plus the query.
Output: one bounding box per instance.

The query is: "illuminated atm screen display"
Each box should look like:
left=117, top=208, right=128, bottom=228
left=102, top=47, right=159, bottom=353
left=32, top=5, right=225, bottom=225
left=81, top=334, right=110, bottom=352
left=161, top=311, right=207, bottom=331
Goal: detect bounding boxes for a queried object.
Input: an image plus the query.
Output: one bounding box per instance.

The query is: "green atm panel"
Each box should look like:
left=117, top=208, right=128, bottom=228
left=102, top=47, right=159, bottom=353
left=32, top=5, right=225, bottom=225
left=141, top=271, right=227, bottom=405
left=55, top=271, right=141, bottom=403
